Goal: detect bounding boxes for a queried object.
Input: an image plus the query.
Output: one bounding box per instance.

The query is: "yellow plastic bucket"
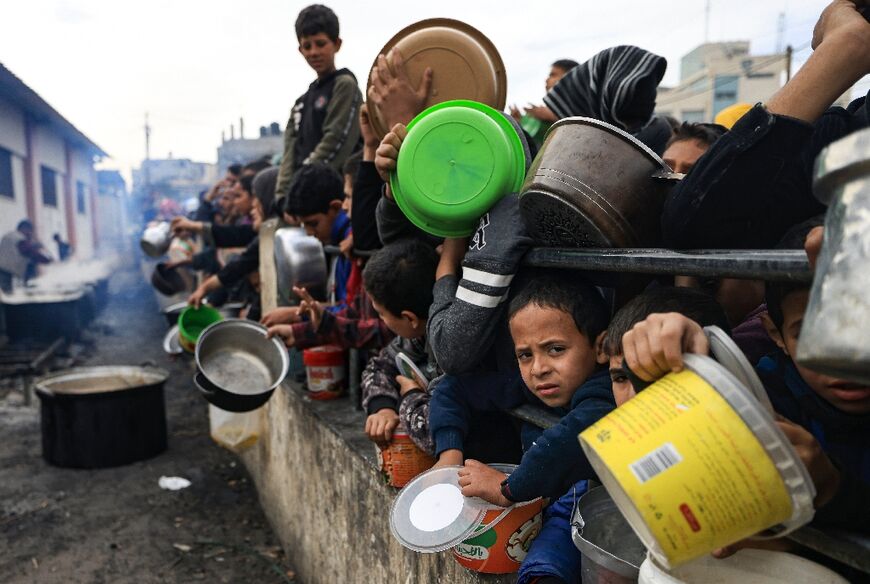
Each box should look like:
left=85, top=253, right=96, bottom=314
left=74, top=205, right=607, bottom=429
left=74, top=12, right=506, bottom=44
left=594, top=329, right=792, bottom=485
left=579, top=353, right=815, bottom=569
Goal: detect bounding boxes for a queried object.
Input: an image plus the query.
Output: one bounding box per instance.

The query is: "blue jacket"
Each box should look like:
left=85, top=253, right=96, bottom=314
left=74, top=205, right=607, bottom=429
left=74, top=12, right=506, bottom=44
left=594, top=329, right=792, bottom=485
left=329, top=210, right=352, bottom=304
left=429, top=369, right=615, bottom=502
left=757, top=350, right=870, bottom=531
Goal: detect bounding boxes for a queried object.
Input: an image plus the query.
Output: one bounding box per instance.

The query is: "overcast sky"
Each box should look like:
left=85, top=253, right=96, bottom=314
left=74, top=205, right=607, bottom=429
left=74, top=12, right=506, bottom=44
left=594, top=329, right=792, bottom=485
left=2, top=0, right=866, bottom=183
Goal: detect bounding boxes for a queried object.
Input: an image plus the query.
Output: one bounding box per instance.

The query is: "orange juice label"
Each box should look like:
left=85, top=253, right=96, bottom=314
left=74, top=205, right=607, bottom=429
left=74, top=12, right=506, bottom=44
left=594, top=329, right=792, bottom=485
left=580, top=369, right=793, bottom=567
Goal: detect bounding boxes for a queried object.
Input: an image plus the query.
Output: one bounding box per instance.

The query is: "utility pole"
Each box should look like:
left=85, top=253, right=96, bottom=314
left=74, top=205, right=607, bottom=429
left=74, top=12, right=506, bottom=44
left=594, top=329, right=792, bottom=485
left=704, top=0, right=711, bottom=43
left=239, top=117, right=245, bottom=140
left=775, top=12, right=786, bottom=53
left=786, top=44, right=793, bottom=82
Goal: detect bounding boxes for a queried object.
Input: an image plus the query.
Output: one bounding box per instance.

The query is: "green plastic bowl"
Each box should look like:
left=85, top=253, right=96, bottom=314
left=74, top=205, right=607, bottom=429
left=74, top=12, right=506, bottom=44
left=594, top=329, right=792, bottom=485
left=178, top=305, right=223, bottom=352
left=390, top=100, right=526, bottom=237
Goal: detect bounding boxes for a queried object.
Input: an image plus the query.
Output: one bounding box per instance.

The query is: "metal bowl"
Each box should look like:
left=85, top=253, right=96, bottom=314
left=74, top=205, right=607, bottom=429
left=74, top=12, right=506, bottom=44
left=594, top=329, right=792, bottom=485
left=140, top=222, right=172, bottom=257
left=519, top=117, right=680, bottom=248
left=273, top=227, right=328, bottom=303
left=194, top=319, right=289, bottom=412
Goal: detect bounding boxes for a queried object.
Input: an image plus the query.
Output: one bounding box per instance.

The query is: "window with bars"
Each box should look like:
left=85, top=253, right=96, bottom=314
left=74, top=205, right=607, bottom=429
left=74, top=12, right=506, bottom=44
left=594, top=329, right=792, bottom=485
left=0, top=147, right=13, bottom=199
left=76, top=180, right=86, bottom=214
left=41, top=165, right=57, bottom=207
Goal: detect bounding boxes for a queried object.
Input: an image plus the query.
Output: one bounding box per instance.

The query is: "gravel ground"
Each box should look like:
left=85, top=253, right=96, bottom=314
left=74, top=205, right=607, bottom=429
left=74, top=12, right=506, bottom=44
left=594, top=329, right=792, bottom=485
left=0, top=264, right=295, bottom=584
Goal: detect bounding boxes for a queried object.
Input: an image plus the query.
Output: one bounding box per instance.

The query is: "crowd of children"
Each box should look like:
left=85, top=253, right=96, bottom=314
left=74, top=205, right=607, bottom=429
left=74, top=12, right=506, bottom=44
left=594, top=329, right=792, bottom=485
left=165, top=1, right=870, bottom=581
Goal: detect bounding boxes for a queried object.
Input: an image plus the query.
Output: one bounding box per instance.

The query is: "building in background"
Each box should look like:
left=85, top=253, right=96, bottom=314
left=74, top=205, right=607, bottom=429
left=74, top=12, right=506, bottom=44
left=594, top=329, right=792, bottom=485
left=0, top=63, right=106, bottom=260
left=656, top=41, right=853, bottom=123
left=96, top=170, right=129, bottom=250
left=132, top=157, right=217, bottom=202
left=216, top=122, right=283, bottom=175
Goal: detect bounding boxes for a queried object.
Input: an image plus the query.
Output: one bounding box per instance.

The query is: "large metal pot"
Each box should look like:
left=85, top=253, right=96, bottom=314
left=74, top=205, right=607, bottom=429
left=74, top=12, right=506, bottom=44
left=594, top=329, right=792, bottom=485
left=140, top=222, right=172, bottom=257
left=798, top=126, right=870, bottom=384
left=194, top=319, right=289, bottom=412
left=571, top=486, right=645, bottom=584
left=151, top=262, right=188, bottom=296
left=519, top=117, right=679, bottom=248
left=273, top=227, right=328, bottom=303
left=34, top=365, right=170, bottom=468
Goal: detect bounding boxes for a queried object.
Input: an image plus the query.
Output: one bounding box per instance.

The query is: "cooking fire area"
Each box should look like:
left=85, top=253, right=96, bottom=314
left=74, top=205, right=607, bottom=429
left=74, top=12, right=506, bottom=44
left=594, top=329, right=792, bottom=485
left=0, top=261, right=295, bottom=584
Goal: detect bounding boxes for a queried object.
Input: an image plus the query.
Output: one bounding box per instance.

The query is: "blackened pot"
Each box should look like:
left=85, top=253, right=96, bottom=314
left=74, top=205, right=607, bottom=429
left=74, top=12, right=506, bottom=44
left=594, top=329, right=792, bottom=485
left=34, top=365, right=170, bottom=469
left=519, top=117, right=680, bottom=248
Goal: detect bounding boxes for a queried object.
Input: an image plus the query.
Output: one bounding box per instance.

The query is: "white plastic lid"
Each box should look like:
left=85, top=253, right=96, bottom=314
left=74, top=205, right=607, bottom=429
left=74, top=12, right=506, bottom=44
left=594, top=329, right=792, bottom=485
left=704, top=325, right=774, bottom=413
left=395, top=352, right=430, bottom=388
left=390, top=465, right=489, bottom=553
left=683, top=354, right=816, bottom=537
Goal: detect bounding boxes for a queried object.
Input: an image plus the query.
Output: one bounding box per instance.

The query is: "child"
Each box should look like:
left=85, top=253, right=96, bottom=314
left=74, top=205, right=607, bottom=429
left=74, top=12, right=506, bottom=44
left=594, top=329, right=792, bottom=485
left=360, top=239, right=439, bottom=453
left=444, top=272, right=610, bottom=584
left=275, top=4, right=362, bottom=199
left=620, top=225, right=870, bottom=533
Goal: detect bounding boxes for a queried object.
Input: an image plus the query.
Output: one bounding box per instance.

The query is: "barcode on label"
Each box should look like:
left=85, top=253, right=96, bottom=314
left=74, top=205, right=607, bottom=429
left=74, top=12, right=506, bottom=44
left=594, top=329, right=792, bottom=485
left=629, top=443, right=682, bottom=484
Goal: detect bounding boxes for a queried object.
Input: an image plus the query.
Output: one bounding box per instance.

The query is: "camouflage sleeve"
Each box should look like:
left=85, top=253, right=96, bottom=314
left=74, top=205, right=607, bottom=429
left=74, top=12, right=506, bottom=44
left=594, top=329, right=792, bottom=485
left=399, top=390, right=433, bottom=456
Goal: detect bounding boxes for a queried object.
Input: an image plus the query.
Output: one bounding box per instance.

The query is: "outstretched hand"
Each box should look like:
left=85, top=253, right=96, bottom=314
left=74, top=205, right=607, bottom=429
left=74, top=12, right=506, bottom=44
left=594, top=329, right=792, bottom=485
left=458, top=460, right=511, bottom=507
left=368, top=48, right=433, bottom=129
left=374, top=123, right=407, bottom=189
left=621, top=313, right=709, bottom=382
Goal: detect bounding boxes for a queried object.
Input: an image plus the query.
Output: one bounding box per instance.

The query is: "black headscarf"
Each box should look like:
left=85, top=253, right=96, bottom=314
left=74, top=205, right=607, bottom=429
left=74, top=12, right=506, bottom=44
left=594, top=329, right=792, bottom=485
left=543, top=45, right=667, bottom=133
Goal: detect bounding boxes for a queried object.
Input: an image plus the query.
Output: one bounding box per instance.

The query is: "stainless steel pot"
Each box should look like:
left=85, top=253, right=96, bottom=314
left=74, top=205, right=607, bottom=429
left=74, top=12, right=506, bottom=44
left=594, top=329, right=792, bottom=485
left=273, top=227, right=328, bottom=303
left=519, top=117, right=681, bottom=248
left=797, top=127, right=870, bottom=384
left=571, top=486, right=645, bottom=584
left=140, top=222, right=172, bottom=257
left=194, top=319, right=289, bottom=412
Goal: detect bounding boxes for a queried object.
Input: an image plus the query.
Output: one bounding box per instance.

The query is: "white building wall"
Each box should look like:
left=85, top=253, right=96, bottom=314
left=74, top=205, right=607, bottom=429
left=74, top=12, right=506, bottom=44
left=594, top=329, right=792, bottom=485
left=32, top=125, right=67, bottom=253
left=0, top=97, right=28, bottom=236
left=71, top=148, right=94, bottom=258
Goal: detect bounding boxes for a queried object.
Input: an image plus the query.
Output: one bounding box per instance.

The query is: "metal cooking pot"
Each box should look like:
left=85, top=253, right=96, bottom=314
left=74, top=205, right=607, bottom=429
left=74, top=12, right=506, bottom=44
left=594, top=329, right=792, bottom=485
left=273, top=227, right=328, bottom=303
left=34, top=365, right=170, bottom=468
left=151, top=262, right=188, bottom=296
left=194, top=319, right=289, bottom=412
left=797, top=126, right=870, bottom=384
left=519, top=117, right=681, bottom=248
left=140, top=222, right=172, bottom=257
left=571, top=486, right=645, bottom=583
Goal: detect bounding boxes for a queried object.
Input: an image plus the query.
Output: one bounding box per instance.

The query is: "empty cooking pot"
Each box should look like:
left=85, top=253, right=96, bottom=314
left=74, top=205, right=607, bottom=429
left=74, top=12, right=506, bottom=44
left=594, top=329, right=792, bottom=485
left=151, top=262, right=188, bottom=296
left=140, top=222, right=172, bottom=257
left=273, top=227, right=328, bottom=303
left=162, top=301, right=188, bottom=327
left=194, top=319, right=289, bottom=412
left=519, top=117, right=681, bottom=248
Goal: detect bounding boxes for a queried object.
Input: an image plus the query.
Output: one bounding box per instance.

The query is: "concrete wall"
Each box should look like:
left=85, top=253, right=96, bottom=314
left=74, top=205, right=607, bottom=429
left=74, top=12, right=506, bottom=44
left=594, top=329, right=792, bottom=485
left=240, top=385, right=515, bottom=584
left=70, top=148, right=94, bottom=258
left=0, top=97, right=28, bottom=236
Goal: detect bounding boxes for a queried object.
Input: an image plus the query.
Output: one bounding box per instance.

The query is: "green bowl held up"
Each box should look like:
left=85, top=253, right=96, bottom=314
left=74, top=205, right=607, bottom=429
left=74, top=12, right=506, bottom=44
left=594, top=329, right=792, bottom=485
left=177, top=305, right=223, bottom=353
left=390, top=100, right=528, bottom=237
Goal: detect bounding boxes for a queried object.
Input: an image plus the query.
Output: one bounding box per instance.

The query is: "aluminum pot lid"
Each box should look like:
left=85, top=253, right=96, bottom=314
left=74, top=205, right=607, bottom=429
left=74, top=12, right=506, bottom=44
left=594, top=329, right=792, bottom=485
left=390, top=465, right=489, bottom=553
left=367, top=18, right=507, bottom=139
left=163, top=325, right=183, bottom=355
left=704, top=325, right=774, bottom=413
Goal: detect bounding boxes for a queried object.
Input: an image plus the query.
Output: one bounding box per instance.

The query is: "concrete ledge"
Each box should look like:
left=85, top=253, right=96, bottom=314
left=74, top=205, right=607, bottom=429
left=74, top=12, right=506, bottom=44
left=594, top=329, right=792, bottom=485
left=240, top=382, right=515, bottom=584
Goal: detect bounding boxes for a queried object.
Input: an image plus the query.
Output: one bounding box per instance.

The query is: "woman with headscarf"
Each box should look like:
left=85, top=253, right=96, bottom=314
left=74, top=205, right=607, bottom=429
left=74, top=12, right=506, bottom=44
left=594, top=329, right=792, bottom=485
left=541, top=45, right=672, bottom=154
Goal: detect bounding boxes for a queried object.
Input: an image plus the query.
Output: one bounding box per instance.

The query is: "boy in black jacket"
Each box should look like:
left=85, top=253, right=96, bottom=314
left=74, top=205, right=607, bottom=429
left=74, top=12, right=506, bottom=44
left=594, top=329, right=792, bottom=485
left=275, top=4, right=362, bottom=199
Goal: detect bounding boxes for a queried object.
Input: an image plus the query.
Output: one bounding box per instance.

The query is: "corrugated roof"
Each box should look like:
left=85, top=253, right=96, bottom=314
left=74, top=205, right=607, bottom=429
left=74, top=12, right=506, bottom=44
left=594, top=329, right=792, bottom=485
left=0, top=62, right=107, bottom=157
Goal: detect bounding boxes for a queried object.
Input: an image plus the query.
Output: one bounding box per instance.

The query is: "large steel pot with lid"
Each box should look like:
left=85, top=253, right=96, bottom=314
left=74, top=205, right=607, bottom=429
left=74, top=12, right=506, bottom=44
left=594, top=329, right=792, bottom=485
left=797, top=126, right=870, bottom=384
left=519, top=117, right=680, bottom=248
left=273, top=227, right=328, bottom=303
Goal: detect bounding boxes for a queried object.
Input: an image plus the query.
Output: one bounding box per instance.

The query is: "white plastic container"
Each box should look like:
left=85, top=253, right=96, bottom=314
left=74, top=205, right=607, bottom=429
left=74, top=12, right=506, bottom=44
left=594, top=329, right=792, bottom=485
left=638, top=549, right=848, bottom=584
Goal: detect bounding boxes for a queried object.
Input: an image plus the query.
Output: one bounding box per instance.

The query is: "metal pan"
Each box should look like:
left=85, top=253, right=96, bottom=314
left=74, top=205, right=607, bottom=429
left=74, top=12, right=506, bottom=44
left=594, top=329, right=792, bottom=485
left=367, top=18, right=507, bottom=138
left=194, top=319, right=289, bottom=412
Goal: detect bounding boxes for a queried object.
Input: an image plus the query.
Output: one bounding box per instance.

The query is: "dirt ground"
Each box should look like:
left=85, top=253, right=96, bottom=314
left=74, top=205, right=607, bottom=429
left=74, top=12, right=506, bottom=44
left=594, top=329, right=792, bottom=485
left=0, top=264, right=295, bottom=584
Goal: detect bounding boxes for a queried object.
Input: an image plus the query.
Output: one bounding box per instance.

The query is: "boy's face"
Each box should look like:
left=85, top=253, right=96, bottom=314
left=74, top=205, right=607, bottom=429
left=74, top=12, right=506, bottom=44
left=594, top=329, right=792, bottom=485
left=232, top=186, right=254, bottom=217
left=370, top=298, right=424, bottom=339
left=545, top=66, right=568, bottom=91
left=342, top=174, right=353, bottom=218
left=776, top=289, right=870, bottom=415
left=298, top=33, right=340, bottom=77
left=662, top=138, right=708, bottom=175
left=607, top=354, right=635, bottom=407
left=298, top=202, right=340, bottom=243
left=510, top=304, right=599, bottom=408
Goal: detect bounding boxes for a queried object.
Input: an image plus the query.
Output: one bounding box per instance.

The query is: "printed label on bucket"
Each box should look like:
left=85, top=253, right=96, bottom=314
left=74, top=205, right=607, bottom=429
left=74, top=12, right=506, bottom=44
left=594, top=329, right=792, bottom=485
left=579, top=369, right=793, bottom=567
